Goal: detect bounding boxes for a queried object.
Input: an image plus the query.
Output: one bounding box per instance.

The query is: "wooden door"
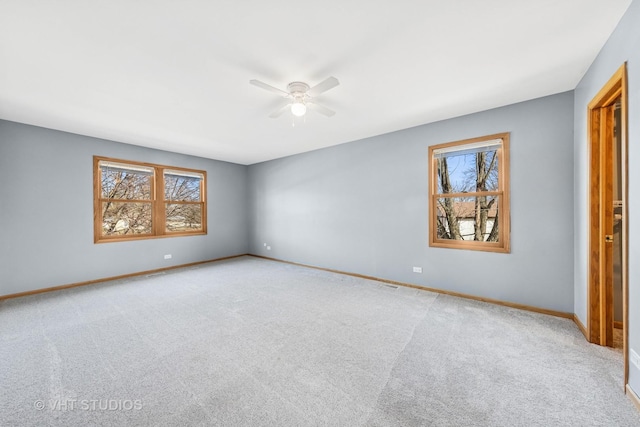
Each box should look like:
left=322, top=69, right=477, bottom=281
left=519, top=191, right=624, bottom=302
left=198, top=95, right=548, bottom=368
left=587, top=63, right=628, bottom=385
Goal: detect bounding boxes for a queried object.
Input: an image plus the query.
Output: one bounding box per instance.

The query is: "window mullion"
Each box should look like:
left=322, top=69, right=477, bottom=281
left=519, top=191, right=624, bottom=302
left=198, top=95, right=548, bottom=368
left=155, top=167, right=164, bottom=236
left=436, top=191, right=502, bottom=198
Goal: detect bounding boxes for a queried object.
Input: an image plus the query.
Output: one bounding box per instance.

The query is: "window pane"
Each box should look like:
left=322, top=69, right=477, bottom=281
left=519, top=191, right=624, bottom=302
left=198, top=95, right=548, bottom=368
left=101, top=202, right=152, bottom=236
left=165, top=204, right=202, bottom=232
left=164, top=173, right=202, bottom=202
left=435, top=196, right=499, bottom=242
left=436, top=149, right=499, bottom=194
left=101, top=166, right=152, bottom=200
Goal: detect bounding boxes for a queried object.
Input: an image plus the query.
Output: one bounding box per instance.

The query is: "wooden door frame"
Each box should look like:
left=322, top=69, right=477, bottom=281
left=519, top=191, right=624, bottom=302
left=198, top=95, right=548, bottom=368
left=587, top=63, right=628, bottom=384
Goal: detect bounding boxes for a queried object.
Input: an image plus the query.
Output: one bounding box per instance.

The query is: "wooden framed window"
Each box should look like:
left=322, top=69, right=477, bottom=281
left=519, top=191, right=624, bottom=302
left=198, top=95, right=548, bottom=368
left=428, top=133, right=510, bottom=253
left=94, top=156, right=206, bottom=243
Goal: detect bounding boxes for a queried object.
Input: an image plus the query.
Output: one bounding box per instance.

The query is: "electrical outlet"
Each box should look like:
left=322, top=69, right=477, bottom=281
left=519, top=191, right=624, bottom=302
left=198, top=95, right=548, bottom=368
left=413, top=267, right=422, bottom=273
left=264, top=243, right=267, bottom=247
left=631, top=349, right=640, bottom=369
left=266, top=246, right=271, bottom=251
left=164, top=254, right=172, bottom=260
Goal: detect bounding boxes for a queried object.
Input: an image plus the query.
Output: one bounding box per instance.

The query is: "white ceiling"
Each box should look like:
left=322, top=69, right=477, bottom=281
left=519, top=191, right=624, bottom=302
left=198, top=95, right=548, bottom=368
left=0, top=1, right=631, bottom=165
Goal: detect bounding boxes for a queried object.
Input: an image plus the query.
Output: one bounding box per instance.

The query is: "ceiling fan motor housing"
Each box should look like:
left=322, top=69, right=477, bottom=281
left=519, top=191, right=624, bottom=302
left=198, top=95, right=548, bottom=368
left=287, top=82, right=310, bottom=99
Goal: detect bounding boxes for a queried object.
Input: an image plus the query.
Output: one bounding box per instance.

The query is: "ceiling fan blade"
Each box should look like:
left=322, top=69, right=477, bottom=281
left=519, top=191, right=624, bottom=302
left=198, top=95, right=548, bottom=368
left=307, top=76, right=340, bottom=97
left=307, top=101, right=335, bottom=117
left=268, top=103, right=292, bottom=118
left=250, top=79, right=290, bottom=97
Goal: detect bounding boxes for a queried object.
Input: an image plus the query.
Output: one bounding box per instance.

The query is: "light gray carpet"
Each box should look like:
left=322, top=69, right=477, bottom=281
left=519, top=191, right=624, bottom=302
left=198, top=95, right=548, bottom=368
left=1, top=256, right=638, bottom=426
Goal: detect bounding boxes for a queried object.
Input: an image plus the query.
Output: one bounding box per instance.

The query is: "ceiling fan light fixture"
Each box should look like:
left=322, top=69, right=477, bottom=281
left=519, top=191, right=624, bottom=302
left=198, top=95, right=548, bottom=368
left=291, top=101, right=306, bottom=117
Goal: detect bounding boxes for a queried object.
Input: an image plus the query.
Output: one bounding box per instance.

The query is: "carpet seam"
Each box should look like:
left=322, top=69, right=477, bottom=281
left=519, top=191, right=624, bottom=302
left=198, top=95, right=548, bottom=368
left=363, top=293, right=441, bottom=425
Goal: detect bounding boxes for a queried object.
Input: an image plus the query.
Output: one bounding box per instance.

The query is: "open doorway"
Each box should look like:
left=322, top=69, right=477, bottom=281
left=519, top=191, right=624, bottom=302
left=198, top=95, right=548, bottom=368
left=587, top=63, right=628, bottom=384
left=612, top=99, right=624, bottom=351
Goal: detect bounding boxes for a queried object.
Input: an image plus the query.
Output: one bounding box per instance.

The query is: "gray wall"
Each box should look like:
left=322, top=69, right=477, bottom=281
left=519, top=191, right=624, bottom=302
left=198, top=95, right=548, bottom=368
left=0, top=120, right=249, bottom=296
left=573, top=0, right=640, bottom=394
left=248, top=91, right=575, bottom=313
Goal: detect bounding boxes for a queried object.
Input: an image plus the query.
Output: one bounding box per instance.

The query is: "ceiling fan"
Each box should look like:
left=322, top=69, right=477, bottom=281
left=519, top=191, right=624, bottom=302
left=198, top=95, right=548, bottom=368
left=250, top=76, right=339, bottom=118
